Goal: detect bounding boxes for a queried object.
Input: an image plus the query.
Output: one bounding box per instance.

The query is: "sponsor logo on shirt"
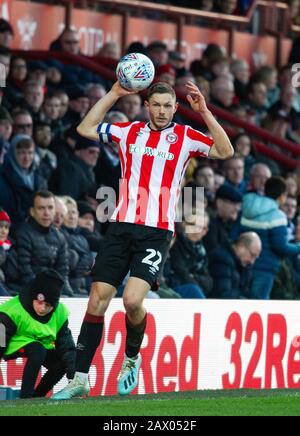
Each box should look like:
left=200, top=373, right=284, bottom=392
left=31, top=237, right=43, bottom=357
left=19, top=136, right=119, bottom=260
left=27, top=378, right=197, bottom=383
left=129, top=144, right=174, bottom=160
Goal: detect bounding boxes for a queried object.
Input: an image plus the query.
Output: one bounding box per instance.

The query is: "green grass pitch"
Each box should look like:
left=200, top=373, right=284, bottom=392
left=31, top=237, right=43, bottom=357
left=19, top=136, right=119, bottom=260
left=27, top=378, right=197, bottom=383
left=0, top=390, right=300, bottom=416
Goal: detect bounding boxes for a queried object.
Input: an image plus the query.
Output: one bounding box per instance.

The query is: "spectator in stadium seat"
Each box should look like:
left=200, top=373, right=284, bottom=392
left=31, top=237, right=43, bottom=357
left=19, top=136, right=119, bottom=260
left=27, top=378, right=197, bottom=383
left=116, top=94, right=143, bottom=122
left=252, top=65, right=280, bottom=108
left=0, top=269, right=76, bottom=398
left=58, top=29, right=81, bottom=56
left=61, top=197, right=93, bottom=296
left=210, top=76, right=235, bottom=110
left=230, top=58, right=250, bottom=102
left=175, top=72, right=197, bottom=96
left=146, top=41, right=169, bottom=68
left=63, top=86, right=90, bottom=126
left=209, top=232, right=261, bottom=299
left=281, top=194, right=298, bottom=242
left=126, top=41, right=146, bottom=55
left=169, top=212, right=212, bottom=298
left=86, top=84, right=107, bottom=110
left=241, top=177, right=300, bottom=299
left=232, top=133, right=256, bottom=180
left=155, top=64, right=176, bottom=88
left=50, top=123, right=80, bottom=163
left=0, top=106, right=12, bottom=155
left=50, top=136, right=100, bottom=201
left=46, top=65, right=63, bottom=93
left=5, top=56, right=28, bottom=108
left=40, top=93, right=64, bottom=138
left=247, top=163, right=271, bottom=195
left=97, top=42, right=120, bottom=60
left=262, top=111, right=290, bottom=142
left=223, top=156, right=247, bottom=194
left=268, top=84, right=299, bottom=130
left=27, top=61, right=48, bottom=89
left=54, top=196, right=68, bottom=230
left=12, top=109, right=33, bottom=137
left=190, top=44, right=224, bottom=81
left=193, top=164, right=216, bottom=205
left=246, top=80, right=268, bottom=126
left=248, top=80, right=268, bottom=125
left=5, top=191, right=73, bottom=296
left=210, top=55, right=231, bottom=80
left=0, top=134, right=47, bottom=225
left=33, top=121, right=57, bottom=183
left=0, top=47, right=11, bottom=105
left=19, top=81, right=45, bottom=123
left=203, top=184, right=242, bottom=254
left=195, top=76, right=210, bottom=103
left=168, top=51, right=187, bottom=77
left=53, top=90, right=69, bottom=119
left=77, top=201, right=103, bottom=254
left=0, top=18, right=14, bottom=49
left=285, top=174, right=299, bottom=198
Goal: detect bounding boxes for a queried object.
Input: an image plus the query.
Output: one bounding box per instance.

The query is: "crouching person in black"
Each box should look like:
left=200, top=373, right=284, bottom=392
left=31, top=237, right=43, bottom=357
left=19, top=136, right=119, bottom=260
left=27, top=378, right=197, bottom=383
left=0, top=269, right=76, bottom=398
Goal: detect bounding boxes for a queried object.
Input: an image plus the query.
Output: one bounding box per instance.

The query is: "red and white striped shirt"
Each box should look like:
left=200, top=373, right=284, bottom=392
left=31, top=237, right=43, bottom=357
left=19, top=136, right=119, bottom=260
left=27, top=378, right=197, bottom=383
left=97, top=121, right=213, bottom=232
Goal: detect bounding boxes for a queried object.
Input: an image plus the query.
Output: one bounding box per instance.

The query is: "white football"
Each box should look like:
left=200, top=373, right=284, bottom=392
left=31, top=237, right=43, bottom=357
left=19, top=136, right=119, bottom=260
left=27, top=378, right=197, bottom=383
left=116, top=53, right=155, bottom=91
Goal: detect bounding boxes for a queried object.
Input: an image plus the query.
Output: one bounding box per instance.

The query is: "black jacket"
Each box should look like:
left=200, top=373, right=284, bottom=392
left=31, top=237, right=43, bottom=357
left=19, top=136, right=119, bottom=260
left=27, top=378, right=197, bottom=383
left=169, top=232, right=212, bottom=295
left=209, top=241, right=252, bottom=299
left=50, top=155, right=97, bottom=201
left=61, top=226, right=93, bottom=293
left=5, top=218, right=70, bottom=293
left=203, top=215, right=240, bottom=255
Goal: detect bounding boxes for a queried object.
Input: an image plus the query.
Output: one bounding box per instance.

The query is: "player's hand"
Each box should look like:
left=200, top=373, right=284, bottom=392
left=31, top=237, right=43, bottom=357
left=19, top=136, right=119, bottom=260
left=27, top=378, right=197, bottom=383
left=111, top=81, right=139, bottom=98
left=186, top=81, right=209, bottom=114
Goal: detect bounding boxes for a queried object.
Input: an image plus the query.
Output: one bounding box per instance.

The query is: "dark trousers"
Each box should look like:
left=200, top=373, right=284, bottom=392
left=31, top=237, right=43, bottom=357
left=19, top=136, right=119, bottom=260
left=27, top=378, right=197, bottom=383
left=6, top=342, right=66, bottom=399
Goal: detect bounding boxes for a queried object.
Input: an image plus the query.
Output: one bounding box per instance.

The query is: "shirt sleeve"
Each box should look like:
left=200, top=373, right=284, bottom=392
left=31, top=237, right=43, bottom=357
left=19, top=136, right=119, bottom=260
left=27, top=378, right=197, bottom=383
left=97, top=122, right=131, bottom=145
left=186, top=126, right=214, bottom=158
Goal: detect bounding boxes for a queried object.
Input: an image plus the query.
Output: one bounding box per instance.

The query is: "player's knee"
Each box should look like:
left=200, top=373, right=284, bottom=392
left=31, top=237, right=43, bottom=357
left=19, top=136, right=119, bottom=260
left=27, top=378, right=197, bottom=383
left=123, top=295, right=142, bottom=314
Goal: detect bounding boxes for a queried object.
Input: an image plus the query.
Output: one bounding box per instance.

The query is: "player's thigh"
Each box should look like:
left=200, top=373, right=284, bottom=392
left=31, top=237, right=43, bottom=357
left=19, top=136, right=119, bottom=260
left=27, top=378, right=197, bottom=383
left=130, top=227, right=172, bottom=288
left=91, top=222, right=133, bottom=289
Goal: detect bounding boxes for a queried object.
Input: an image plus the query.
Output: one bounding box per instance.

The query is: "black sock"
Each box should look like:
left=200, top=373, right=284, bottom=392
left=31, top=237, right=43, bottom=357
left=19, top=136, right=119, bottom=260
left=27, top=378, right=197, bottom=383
left=75, top=313, right=104, bottom=373
left=125, top=313, right=147, bottom=358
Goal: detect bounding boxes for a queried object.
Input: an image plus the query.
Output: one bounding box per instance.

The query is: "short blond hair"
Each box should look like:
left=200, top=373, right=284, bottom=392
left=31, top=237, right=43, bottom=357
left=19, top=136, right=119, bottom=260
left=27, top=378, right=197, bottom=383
left=61, top=196, right=78, bottom=210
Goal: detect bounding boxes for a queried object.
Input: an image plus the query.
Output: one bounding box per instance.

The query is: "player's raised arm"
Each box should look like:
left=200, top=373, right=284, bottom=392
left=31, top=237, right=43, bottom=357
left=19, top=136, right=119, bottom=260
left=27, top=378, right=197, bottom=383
left=186, top=81, right=234, bottom=160
left=77, top=81, right=137, bottom=141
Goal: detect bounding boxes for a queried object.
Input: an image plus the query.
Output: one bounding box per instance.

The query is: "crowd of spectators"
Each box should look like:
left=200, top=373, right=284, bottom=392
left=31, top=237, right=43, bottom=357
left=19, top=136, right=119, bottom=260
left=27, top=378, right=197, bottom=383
left=0, top=12, right=300, bottom=301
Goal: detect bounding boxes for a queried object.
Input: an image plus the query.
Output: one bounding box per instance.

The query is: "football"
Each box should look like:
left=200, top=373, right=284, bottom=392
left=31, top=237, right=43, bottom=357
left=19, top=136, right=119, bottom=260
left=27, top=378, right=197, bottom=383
left=116, top=53, right=155, bottom=91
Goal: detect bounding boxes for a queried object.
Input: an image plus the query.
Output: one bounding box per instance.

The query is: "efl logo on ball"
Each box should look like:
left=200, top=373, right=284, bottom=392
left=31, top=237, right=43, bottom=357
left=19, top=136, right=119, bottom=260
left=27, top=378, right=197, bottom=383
left=116, top=53, right=155, bottom=91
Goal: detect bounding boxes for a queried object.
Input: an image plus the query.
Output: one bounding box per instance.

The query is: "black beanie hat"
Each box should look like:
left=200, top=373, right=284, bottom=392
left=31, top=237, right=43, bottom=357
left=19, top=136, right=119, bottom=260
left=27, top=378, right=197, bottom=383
left=29, top=269, right=65, bottom=308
